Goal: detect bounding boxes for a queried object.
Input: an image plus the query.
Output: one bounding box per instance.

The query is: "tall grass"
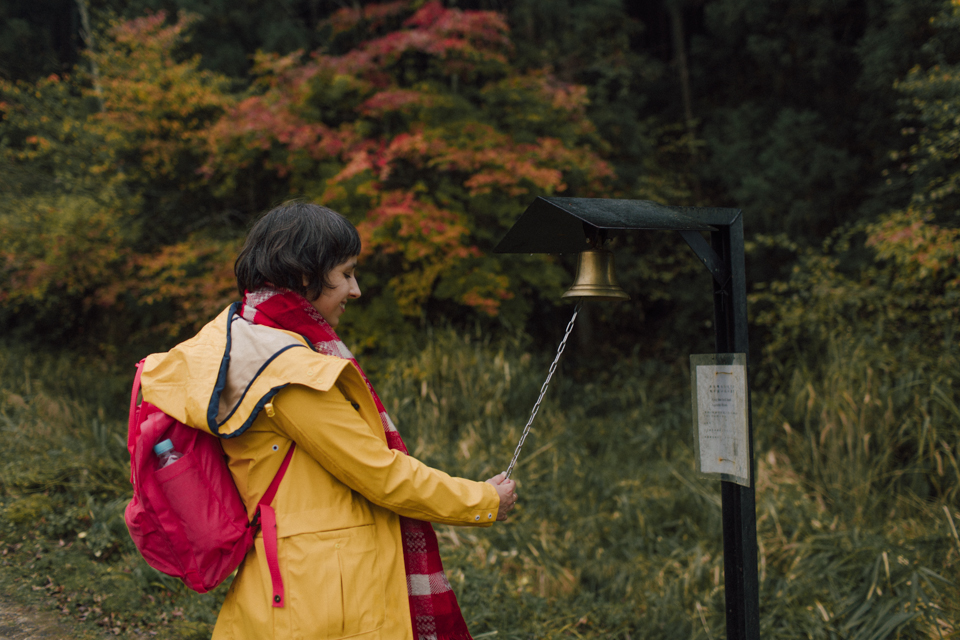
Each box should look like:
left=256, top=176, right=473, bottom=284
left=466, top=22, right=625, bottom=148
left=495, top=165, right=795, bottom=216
left=751, top=334, right=960, bottom=640
left=759, top=335, right=960, bottom=512
left=0, top=330, right=956, bottom=638
left=377, top=330, right=959, bottom=639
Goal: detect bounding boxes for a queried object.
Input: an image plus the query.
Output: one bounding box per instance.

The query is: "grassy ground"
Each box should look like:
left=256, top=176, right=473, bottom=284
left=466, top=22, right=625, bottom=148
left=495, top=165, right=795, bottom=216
left=0, top=329, right=956, bottom=638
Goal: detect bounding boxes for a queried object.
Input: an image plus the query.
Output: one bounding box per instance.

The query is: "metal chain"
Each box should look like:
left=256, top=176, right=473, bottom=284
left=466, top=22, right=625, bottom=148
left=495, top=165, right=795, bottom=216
left=504, top=301, right=583, bottom=479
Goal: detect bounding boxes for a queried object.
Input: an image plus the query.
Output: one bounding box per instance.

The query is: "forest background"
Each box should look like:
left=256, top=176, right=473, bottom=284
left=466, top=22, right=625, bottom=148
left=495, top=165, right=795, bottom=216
left=0, top=0, right=958, bottom=638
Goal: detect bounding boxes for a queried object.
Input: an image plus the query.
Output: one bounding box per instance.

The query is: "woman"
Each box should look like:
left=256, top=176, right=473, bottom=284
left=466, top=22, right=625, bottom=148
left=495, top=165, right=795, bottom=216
left=140, top=202, right=518, bottom=639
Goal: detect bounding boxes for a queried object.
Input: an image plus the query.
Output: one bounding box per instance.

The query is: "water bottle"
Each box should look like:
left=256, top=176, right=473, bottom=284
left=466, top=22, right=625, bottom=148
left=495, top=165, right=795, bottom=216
left=154, top=439, right=183, bottom=469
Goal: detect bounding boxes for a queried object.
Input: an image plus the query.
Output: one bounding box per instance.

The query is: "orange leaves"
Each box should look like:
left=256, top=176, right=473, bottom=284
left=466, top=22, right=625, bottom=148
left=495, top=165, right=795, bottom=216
left=1, top=2, right=616, bottom=344
left=206, top=94, right=338, bottom=174
left=204, top=53, right=371, bottom=185
left=127, top=239, right=240, bottom=336
left=0, top=197, right=131, bottom=313
left=202, top=0, right=612, bottom=321
left=0, top=198, right=238, bottom=338
left=866, top=209, right=960, bottom=284
left=354, top=189, right=520, bottom=319
left=436, top=127, right=567, bottom=196
left=361, top=191, right=475, bottom=260
left=331, top=139, right=381, bottom=184
left=1, top=12, right=243, bottom=345
left=0, top=74, right=95, bottom=176
left=488, top=70, right=593, bottom=127
left=87, top=11, right=233, bottom=184
left=358, top=90, right=433, bottom=118
left=402, top=1, right=511, bottom=57
left=324, top=1, right=409, bottom=36
left=357, top=191, right=498, bottom=316
left=326, top=123, right=610, bottom=199
left=330, top=1, right=511, bottom=78
left=461, top=285, right=512, bottom=317
left=107, top=12, right=191, bottom=51
left=366, top=124, right=610, bottom=197
left=22, top=135, right=52, bottom=155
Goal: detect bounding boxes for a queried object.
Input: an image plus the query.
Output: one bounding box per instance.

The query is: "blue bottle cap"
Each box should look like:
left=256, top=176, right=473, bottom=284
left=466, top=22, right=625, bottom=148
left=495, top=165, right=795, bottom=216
left=153, top=439, right=174, bottom=456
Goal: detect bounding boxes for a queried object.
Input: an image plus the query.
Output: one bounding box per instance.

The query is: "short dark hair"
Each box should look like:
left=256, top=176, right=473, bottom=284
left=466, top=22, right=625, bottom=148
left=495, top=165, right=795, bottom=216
left=235, top=201, right=361, bottom=300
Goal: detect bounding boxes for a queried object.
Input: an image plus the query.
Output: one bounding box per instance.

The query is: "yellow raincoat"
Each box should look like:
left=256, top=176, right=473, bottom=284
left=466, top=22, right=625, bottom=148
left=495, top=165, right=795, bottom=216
left=141, top=305, right=500, bottom=639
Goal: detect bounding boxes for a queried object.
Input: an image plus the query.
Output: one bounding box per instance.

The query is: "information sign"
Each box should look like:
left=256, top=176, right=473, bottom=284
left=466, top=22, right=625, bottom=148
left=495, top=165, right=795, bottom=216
left=690, top=353, right=749, bottom=487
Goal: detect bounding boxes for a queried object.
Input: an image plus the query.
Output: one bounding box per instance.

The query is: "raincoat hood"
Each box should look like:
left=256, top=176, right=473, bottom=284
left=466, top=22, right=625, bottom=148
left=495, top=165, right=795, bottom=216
left=141, top=303, right=358, bottom=438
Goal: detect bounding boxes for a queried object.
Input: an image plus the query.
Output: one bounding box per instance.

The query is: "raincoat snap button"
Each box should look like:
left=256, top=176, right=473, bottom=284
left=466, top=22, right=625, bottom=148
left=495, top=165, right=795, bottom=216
left=274, top=595, right=281, bottom=603
left=272, top=444, right=279, bottom=451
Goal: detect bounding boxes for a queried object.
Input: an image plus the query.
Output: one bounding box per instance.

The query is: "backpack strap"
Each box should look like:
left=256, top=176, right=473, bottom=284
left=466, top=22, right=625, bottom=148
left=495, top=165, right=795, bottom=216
left=254, top=442, right=296, bottom=608
left=129, top=360, right=146, bottom=429
left=127, top=359, right=147, bottom=472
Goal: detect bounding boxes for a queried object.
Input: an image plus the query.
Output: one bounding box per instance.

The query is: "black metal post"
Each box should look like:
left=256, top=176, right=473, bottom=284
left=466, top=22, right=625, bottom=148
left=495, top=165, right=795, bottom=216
left=711, top=214, right=760, bottom=640
left=495, top=197, right=761, bottom=639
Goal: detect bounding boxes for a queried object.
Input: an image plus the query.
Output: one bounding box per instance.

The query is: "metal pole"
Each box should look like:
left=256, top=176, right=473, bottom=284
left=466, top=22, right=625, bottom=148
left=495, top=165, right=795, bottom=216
left=711, top=215, right=760, bottom=640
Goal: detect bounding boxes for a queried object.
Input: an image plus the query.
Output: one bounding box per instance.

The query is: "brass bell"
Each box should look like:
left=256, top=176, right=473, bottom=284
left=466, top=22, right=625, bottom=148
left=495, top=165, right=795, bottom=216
left=561, top=249, right=630, bottom=301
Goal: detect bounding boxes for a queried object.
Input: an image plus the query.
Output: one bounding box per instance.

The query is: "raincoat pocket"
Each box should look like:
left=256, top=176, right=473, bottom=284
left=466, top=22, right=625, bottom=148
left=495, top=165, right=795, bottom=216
left=283, top=524, right=385, bottom=638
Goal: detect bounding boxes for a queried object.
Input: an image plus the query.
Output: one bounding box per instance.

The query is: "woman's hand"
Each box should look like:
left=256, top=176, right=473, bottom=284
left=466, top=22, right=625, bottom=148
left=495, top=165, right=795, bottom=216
left=485, top=472, right=518, bottom=521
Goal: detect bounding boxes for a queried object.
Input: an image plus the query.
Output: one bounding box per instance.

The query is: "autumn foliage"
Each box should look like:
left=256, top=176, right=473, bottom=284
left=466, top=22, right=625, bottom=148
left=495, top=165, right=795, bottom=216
left=203, top=1, right=613, bottom=322
left=2, top=0, right=957, bottom=359
left=0, top=2, right=613, bottom=344
left=0, top=2, right=617, bottom=350
left=0, top=12, right=237, bottom=345
left=89, top=13, right=233, bottom=186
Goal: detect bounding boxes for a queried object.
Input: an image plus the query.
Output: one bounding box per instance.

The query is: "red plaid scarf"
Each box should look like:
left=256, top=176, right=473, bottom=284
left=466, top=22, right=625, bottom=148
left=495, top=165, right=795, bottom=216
left=241, top=286, right=473, bottom=640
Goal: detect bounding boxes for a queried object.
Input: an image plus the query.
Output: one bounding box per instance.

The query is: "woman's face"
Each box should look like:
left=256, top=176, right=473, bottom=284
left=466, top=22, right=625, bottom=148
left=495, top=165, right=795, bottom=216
left=310, top=256, right=361, bottom=328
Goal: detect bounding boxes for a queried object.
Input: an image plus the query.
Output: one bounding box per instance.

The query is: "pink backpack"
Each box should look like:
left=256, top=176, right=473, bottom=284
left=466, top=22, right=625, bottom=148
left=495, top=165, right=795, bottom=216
left=124, top=359, right=293, bottom=606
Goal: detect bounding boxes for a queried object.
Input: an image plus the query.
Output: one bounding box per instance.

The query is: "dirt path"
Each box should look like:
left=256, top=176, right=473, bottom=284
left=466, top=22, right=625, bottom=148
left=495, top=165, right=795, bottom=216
left=0, top=593, right=88, bottom=640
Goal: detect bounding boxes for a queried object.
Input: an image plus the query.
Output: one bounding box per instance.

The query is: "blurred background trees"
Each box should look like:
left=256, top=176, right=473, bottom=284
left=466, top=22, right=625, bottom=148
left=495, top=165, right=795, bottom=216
left=2, top=1, right=959, bottom=637
left=3, top=0, right=957, bottom=358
